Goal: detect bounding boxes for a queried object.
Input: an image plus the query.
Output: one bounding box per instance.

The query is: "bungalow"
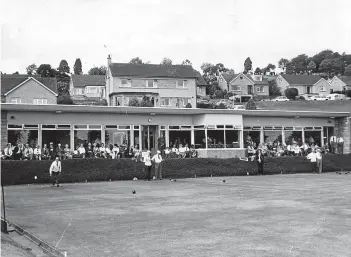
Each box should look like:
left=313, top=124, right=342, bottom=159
left=276, top=74, right=330, bottom=96
left=328, top=76, right=351, bottom=93
left=218, top=72, right=269, bottom=100
left=1, top=75, right=58, bottom=104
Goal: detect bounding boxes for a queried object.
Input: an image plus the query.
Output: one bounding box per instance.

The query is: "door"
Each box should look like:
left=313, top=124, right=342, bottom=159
left=307, top=86, right=311, bottom=94
left=323, top=126, right=334, bottom=149
left=142, top=125, right=158, bottom=152
left=248, top=85, right=253, bottom=94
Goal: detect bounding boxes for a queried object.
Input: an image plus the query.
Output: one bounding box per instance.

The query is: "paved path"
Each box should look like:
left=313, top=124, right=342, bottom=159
left=2, top=174, right=351, bottom=257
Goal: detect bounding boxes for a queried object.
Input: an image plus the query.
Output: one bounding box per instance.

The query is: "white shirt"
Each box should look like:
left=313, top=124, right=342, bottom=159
left=165, top=149, right=170, bottom=154
left=105, top=148, right=111, bottom=154
left=330, top=136, right=337, bottom=143
left=337, top=137, right=344, bottom=143
left=113, top=147, right=119, bottom=153
left=144, top=155, right=152, bottom=166
left=78, top=147, right=86, bottom=154
left=307, top=152, right=317, bottom=162
left=152, top=154, right=163, bottom=163
left=50, top=161, right=61, bottom=174
left=34, top=148, right=41, bottom=155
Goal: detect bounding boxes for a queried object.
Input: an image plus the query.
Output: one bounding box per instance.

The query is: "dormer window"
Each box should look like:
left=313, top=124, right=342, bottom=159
left=240, top=76, right=243, bottom=80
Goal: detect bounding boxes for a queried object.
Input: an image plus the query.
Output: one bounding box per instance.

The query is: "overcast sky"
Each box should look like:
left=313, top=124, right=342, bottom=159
left=1, top=0, right=350, bottom=74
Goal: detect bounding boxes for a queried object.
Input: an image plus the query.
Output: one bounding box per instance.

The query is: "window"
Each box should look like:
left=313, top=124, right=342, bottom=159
left=100, top=87, right=106, bottom=97
left=116, top=96, right=123, bottom=106
left=147, top=80, right=153, bottom=88
left=121, top=79, right=131, bottom=87
left=177, top=80, right=188, bottom=88
left=231, top=85, right=241, bottom=91
left=75, top=88, right=85, bottom=95
left=256, top=86, right=264, bottom=92
left=161, top=98, right=171, bottom=106
left=182, top=98, right=189, bottom=107
left=10, top=97, right=21, bottom=104
left=320, top=85, right=326, bottom=92
left=86, top=87, right=97, bottom=94
left=33, top=98, right=48, bottom=105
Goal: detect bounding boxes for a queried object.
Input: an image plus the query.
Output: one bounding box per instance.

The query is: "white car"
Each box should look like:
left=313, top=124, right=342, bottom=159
left=215, top=99, right=229, bottom=106
left=310, top=95, right=328, bottom=101
left=273, top=96, right=290, bottom=102
left=326, top=94, right=350, bottom=100
left=228, top=95, right=240, bottom=101
left=228, top=104, right=245, bottom=110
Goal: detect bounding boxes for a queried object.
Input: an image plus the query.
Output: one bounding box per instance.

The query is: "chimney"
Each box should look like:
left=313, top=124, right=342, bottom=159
left=107, top=54, right=112, bottom=66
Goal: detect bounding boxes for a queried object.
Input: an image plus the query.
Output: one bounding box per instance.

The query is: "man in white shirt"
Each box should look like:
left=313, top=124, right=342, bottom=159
left=330, top=135, right=337, bottom=154
left=316, top=149, right=323, bottom=174
left=151, top=150, right=163, bottom=180
left=336, top=135, right=344, bottom=154
left=34, top=145, right=42, bottom=160
left=49, top=157, right=62, bottom=187
left=78, top=144, right=86, bottom=158
left=307, top=149, right=317, bottom=174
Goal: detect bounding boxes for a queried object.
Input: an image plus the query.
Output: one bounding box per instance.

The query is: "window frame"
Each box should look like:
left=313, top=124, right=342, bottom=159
left=161, top=97, right=171, bottom=107
left=120, top=79, right=131, bottom=88
left=231, top=85, right=241, bottom=91
left=33, top=98, right=48, bottom=105
left=10, top=97, right=21, bottom=104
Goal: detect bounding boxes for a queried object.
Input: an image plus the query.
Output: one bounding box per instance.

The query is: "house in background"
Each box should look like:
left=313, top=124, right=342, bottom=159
left=105, top=55, right=199, bottom=108
left=195, top=72, right=207, bottom=97
left=328, top=76, right=351, bottom=93
left=276, top=74, right=330, bottom=96
left=1, top=75, right=58, bottom=104
left=69, top=75, right=106, bottom=104
left=218, top=72, right=269, bottom=100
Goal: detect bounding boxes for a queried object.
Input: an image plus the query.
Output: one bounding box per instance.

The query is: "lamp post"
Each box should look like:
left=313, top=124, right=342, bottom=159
left=1, top=182, right=8, bottom=233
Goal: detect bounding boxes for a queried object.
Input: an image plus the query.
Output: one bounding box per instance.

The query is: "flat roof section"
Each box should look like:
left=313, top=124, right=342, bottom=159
left=1, top=104, right=349, bottom=118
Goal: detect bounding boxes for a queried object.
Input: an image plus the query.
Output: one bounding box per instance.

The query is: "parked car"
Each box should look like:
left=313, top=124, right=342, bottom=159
left=197, top=99, right=209, bottom=104
left=215, top=99, right=230, bottom=106
left=299, top=94, right=318, bottom=101
left=310, top=95, right=328, bottom=101
left=326, top=94, right=350, bottom=100
left=273, top=96, right=290, bottom=102
left=228, top=104, right=245, bottom=110
left=228, top=95, right=240, bottom=101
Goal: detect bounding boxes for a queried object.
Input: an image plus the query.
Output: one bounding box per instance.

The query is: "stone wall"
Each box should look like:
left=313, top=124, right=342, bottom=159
left=334, top=117, right=350, bottom=154
left=1, top=111, right=8, bottom=149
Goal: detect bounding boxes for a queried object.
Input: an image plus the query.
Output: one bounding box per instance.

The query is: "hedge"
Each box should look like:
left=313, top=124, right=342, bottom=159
left=1, top=154, right=351, bottom=185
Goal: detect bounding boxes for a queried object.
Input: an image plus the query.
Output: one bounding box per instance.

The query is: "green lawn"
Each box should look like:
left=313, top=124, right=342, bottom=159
left=256, top=100, right=351, bottom=113
left=3, top=174, right=351, bottom=257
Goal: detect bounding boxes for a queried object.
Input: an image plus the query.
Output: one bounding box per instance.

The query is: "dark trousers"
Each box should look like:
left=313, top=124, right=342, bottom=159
left=311, top=162, right=317, bottom=173
left=52, top=172, right=60, bottom=185
left=146, top=165, right=152, bottom=181
left=154, top=163, right=162, bottom=179
left=257, top=161, right=264, bottom=175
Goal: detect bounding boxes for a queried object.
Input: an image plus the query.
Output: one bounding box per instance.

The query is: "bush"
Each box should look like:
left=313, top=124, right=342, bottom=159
left=185, top=103, right=192, bottom=108
left=57, top=94, right=73, bottom=105
left=217, top=103, right=226, bottom=109
left=1, top=154, right=351, bottom=185
left=246, top=99, right=257, bottom=110
left=284, top=88, right=299, bottom=100
left=128, top=97, right=140, bottom=107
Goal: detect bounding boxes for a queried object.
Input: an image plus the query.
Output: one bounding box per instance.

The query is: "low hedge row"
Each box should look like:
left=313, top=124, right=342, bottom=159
left=1, top=154, right=351, bottom=185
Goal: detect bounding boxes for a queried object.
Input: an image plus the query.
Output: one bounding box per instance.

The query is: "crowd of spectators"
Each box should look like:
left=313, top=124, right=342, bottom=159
left=1, top=142, right=141, bottom=160
left=246, top=135, right=329, bottom=159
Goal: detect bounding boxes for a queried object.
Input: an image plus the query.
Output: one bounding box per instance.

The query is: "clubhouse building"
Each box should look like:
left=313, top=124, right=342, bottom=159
left=1, top=104, right=350, bottom=157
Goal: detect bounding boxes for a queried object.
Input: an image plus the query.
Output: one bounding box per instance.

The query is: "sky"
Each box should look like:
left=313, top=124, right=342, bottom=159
left=1, top=0, right=351, bottom=74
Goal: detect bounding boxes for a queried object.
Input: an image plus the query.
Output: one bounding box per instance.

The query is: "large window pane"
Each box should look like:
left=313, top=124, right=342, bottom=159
left=169, top=131, right=191, bottom=148
left=74, top=130, right=101, bottom=148
left=284, top=131, right=302, bottom=145
left=194, top=130, right=205, bottom=149
left=244, top=131, right=260, bottom=148
left=264, top=131, right=282, bottom=144
left=305, top=131, right=322, bottom=146
left=134, top=130, right=140, bottom=148
left=42, top=130, right=70, bottom=147
left=105, top=130, right=129, bottom=147
left=8, top=130, right=38, bottom=147
left=225, top=130, right=240, bottom=148
left=207, top=130, right=224, bottom=148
